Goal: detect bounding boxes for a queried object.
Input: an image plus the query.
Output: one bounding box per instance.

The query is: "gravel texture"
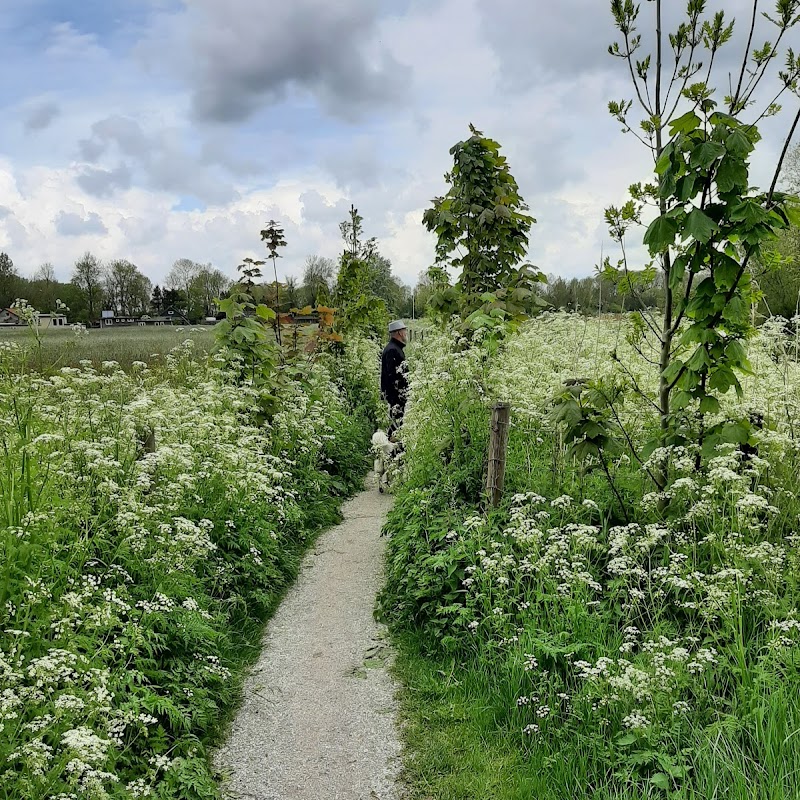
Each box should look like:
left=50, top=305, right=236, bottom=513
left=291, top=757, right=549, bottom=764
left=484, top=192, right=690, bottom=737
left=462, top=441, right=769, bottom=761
left=216, top=482, right=402, bottom=800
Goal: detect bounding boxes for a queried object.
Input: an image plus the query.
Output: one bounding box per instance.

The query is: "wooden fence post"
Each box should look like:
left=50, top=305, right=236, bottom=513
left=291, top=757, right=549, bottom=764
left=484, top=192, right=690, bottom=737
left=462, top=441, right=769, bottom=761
left=485, top=402, right=511, bottom=508
left=137, top=427, right=156, bottom=457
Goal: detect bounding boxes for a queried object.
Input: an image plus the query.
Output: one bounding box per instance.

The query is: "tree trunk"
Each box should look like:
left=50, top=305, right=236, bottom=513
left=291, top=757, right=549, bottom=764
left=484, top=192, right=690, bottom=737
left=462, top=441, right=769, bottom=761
left=654, top=0, right=671, bottom=491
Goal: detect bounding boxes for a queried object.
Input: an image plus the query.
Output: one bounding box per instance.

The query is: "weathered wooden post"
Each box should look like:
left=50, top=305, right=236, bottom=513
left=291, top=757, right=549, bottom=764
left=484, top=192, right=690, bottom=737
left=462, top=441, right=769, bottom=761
left=136, top=427, right=156, bottom=458
left=485, top=402, right=511, bottom=508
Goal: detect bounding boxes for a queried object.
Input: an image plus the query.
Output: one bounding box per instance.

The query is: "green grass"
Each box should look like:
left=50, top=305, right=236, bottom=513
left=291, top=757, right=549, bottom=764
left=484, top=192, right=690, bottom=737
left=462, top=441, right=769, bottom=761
left=393, top=634, right=547, bottom=800
left=0, top=324, right=216, bottom=371
left=393, top=632, right=800, bottom=800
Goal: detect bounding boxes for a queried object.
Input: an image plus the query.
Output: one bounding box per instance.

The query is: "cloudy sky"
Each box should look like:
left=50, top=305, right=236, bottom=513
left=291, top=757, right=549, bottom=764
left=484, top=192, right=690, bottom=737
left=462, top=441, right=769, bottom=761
left=0, top=0, right=796, bottom=288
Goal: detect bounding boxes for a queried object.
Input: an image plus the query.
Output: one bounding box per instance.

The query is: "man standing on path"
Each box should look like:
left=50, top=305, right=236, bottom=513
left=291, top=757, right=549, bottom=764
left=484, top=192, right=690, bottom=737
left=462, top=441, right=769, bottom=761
left=381, top=319, right=408, bottom=437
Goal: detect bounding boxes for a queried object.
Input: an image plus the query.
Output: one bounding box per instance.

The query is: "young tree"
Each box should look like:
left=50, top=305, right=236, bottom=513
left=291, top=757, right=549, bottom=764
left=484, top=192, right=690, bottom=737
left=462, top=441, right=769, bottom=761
left=367, top=254, right=407, bottom=316
left=33, top=262, right=56, bottom=283
left=104, top=260, right=152, bottom=316
left=165, top=258, right=200, bottom=315
left=0, top=252, right=22, bottom=308
left=422, top=125, right=546, bottom=329
left=162, top=288, right=186, bottom=315
left=301, top=255, right=335, bottom=306
left=260, top=220, right=287, bottom=345
left=71, top=252, right=104, bottom=321
left=604, top=0, right=800, bottom=483
left=285, top=276, right=301, bottom=310
left=190, top=265, right=231, bottom=318
left=340, top=204, right=377, bottom=261
left=150, top=284, right=164, bottom=314
left=0, top=252, right=14, bottom=277
left=333, top=206, right=388, bottom=338
left=215, top=257, right=279, bottom=397
left=29, top=263, right=58, bottom=313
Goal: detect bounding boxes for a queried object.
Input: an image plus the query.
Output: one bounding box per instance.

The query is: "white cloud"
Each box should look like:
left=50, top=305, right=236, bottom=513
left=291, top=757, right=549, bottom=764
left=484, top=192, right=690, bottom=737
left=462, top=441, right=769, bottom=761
left=45, top=22, right=107, bottom=61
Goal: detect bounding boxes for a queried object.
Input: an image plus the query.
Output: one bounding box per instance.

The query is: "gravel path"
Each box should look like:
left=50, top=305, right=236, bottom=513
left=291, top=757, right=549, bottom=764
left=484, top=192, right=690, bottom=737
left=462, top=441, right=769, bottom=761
left=216, top=483, right=401, bottom=800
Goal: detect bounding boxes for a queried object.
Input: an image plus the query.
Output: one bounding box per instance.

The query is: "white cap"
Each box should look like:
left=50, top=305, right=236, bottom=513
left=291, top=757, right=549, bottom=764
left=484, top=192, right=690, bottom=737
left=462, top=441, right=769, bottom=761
left=388, top=319, right=407, bottom=332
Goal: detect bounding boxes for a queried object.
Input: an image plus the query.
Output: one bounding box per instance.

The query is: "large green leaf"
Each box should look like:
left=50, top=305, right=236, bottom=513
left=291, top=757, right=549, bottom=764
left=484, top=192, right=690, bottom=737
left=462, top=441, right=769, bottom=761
left=649, top=773, right=670, bottom=790
left=699, top=396, right=721, bottom=414
left=669, top=111, right=701, bottom=136
left=662, top=359, right=685, bottom=385
left=643, top=215, right=678, bottom=254
left=686, top=346, right=711, bottom=371
left=709, top=111, right=739, bottom=128
left=255, top=304, right=276, bottom=320
left=690, top=140, right=726, bottom=169
left=713, top=256, right=740, bottom=291
left=729, top=198, right=769, bottom=227
left=725, top=128, right=753, bottom=157
left=725, top=339, right=752, bottom=372
left=716, top=157, right=748, bottom=193
left=655, top=142, right=674, bottom=175
left=668, top=254, right=688, bottom=289
left=676, top=175, right=698, bottom=202
left=721, top=420, right=750, bottom=443
left=709, top=366, right=736, bottom=393
left=672, top=390, right=693, bottom=409
left=682, top=208, right=719, bottom=243
left=721, top=294, right=747, bottom=323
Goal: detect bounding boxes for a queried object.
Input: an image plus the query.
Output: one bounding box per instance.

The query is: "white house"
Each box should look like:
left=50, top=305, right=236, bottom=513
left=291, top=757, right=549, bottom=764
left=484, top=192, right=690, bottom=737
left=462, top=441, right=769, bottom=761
left=0, top=308, right=67, bottom=327
left=37, top=313, right=68, bottom=328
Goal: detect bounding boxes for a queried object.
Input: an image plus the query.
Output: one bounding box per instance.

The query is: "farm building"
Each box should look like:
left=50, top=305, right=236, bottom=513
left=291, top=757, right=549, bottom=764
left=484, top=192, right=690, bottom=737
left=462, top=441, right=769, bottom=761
left=100, top=311, right=138, bottom=327
left=100, top=309, right=189, bottom=327
left=0, top=308, right=68, bottom=327
left=38, top=313, right=68, bottom=327
left=136, top=313, right=189, bottom=326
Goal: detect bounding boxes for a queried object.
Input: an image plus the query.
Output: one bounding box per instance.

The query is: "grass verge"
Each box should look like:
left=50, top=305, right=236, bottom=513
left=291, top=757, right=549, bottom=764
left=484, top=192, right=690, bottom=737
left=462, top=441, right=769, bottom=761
left=392, top=632, right=545, bottom=800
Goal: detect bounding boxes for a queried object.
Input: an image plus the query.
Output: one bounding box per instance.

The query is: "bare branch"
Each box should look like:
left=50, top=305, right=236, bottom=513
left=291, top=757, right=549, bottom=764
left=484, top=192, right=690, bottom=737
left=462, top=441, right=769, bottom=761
left=732, top=1, right=759, bottom=109
left=624, top=37, right=654, bottom=116
left=619, top=239, right=664, bottom=342
left=767, top=104, right=800, bottom=204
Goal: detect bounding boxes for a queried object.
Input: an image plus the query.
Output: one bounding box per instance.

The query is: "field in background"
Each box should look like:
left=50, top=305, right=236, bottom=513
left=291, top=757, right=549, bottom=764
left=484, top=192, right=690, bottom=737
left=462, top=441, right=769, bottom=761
left=0, top=324, right=217, bottom=371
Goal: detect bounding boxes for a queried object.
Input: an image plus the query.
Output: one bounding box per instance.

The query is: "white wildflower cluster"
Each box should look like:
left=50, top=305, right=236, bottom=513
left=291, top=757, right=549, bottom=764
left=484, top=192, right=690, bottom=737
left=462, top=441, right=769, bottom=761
left=396, top=313, right=800, bottom=773
left=0, top=336, right=380, bottom=798
left=574, top=635, right=716, bottom=726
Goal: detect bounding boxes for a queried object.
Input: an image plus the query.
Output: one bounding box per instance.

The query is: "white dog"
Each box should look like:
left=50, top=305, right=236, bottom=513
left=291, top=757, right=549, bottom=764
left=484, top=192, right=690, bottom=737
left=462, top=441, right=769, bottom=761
left=371, top=429, right=400, bottom=492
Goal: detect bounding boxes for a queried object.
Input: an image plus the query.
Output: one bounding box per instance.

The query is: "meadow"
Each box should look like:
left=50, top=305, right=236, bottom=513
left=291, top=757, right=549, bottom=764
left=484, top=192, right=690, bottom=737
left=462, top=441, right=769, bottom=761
left=382, top=313, right=800, bottom=799
left=0, top=325, right=216, bottom=372
left=0, top=324, right=382, bottom=799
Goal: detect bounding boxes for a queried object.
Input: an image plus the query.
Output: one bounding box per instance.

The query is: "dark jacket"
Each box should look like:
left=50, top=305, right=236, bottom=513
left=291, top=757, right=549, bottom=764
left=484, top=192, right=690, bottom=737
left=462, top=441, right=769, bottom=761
left=380, top=337, right=408, bottom=410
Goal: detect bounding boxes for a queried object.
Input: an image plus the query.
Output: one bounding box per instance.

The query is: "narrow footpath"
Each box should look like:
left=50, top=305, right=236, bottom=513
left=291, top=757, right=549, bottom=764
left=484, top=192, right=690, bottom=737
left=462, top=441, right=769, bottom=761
left=216, top=484, right=401, bottom=800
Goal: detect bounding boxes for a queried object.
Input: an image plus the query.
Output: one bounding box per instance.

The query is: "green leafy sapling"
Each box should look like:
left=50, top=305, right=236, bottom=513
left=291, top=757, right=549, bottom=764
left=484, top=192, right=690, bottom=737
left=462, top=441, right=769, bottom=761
left=422, top=125, right=546, bottom=337
left=605, top=0, right=800, bottom=486
left=260, top=220, right=287, bottom=347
